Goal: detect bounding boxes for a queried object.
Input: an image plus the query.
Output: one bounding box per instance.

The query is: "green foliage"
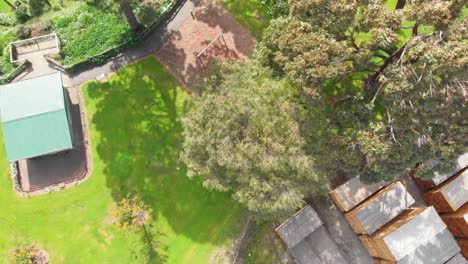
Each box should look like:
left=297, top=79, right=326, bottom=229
left=15, top=25, right=31, bottom=39
left=115, top=194, right=151, bottom=230
left=14, top=2, right=30, bottom=23
left=0, top=13, right=16, bottom=26
left=261, top=0, right=289, bottom=18
left=53, top=4, right=136, bottom=65
left=28, top=0, right=46, bottom=16
left=0, top=30, right=17, bottom=76
left=257, top=0, right=468, bottom=181
left=181, top=62, right=327, bottom=219
left=10, top=244, right=36, bottom=264
left=218, top=0, right=270, bottom=39
left=130, top=0, right=164, bottom=26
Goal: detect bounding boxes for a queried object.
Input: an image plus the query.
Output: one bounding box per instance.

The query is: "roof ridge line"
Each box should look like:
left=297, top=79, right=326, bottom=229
left=0, top=71, right=61, bottom=87
left=2, top=108, right=65, bottom=124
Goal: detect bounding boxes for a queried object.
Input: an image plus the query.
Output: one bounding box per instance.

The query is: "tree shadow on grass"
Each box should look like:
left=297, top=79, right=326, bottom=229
left=84, top=57, right=242, bottom=259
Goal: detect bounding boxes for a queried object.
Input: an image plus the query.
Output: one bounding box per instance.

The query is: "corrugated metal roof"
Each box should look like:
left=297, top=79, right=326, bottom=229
left=330, top=176, right=387, bottom=211
left=0, top=72, right=64, bottom=122
left=445, top=253, right=467, bottom=264
left=290, top=227, right=346, bottom=264
left=2, top=109, right=73, bottom=161
left=383, top=207, right=456, bottom=262
left=398, top=229, right=460, bottom=264
left=441, top=170, right=468, bottom=211
left=0, top=72, right=72, bottom=161
left=355, top=182, right=415, bottom=234
left=276, top=206, right=323, bottom=248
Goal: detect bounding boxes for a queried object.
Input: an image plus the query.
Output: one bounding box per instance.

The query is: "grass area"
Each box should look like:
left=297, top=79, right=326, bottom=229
left=0, top=30, right=17, bottom=77
left=0, top=56, right=244, bottom=263
left=383, top=0, right=398, bottom=10
left=245, top=221, right=287, bottom=264
left=218, top=0, right=270, bottom=39
left=0, top=0, right=13, bottom=15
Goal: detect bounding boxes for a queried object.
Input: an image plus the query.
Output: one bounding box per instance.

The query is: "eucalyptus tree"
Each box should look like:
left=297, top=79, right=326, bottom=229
left=256, top=0, right=467, bottom=181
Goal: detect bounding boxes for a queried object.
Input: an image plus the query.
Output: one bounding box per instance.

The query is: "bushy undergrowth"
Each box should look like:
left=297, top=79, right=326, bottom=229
left=53, top=4, right=136, bottom=65
left=0, top=30, right=17, bottom=76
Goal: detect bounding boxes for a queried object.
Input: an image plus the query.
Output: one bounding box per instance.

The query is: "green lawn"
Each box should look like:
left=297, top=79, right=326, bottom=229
left=0, top=0, right=13, bottom=14
left=218, top=0, right=270, bottom=39
left=0, top=57, right=244, bottom=263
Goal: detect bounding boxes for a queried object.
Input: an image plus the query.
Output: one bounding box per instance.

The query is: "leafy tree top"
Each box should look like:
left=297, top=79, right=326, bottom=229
left=257, top=0, right=467, bottom=181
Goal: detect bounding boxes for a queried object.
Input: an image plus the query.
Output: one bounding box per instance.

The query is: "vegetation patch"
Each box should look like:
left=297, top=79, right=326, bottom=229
left=0, top=57, right=244, bottom=263
left=53, top=4, right=136, bottom=65
left=0, top=30, right=17, bottom=77
left=217, top=0, right=270, bottom=39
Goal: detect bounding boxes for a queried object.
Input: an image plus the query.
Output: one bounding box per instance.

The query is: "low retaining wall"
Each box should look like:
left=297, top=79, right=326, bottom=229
left=0, top=60, right=31, bottom=84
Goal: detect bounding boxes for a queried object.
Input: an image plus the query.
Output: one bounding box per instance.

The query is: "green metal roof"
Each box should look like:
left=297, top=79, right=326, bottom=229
left=0, top=72, right=65, bottom=122
left=0, top=72, right=73, bottom=161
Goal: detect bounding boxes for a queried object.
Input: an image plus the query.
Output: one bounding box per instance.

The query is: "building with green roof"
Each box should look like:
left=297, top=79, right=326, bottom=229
left=0, top=72, right=73, bottom=161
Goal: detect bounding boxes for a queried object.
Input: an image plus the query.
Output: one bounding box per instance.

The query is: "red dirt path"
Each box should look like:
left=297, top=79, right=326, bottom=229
left=155, top=0, right=256, bottom=87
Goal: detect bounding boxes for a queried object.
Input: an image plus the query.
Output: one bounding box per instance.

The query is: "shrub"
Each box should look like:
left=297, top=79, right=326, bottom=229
left=0, top=13, right=16, bottom=26
left=53, top=4, right=137, bottom=65
left=0, top=31, right=18, bottom=76
left=14, top=4, right=30, bottom=23
left=11, top=244, right=36, bottom=264
left=10, top=243, right=49, bottom=264
left=28, top=0, right=46, bottom=16
left=0, top=31, right=17, bottom=55
left=15, top=25, right=31, bottom=39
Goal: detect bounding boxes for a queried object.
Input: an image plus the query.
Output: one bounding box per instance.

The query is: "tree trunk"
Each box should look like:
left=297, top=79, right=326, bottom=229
left=395, top=0, right=406, bottom=9
left=120, top=1, right=141, bottom=32
left=3, top=0, right=16, bottom=10
left=45, top=0, right=51, bottom=7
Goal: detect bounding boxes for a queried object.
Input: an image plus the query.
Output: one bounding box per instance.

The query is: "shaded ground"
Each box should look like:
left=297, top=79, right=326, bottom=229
left=82, top=57, right=244, bottom=263
left=18, top=91, right=87, bottom=191
left=217, top=0, right=269, bottom=39
left=242, top=221, right=292, bottom=264
left=156, top=0, right=255, bottom=87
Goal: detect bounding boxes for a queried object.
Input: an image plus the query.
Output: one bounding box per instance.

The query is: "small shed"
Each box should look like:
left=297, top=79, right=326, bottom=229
left=0, top=72, right=73, bottom=161
left=276, top=205, right=346, bottom=264
left=345, top=181, right=415, bottom=235
left=360, top=206, right=461, bottom=263
left=330, top=176, right=387, bottom=212
left=423, top=168, right=468, bottom=213
left=413, top=153, right=468, bottom=191
left=442, top=203, right=468, bottom=238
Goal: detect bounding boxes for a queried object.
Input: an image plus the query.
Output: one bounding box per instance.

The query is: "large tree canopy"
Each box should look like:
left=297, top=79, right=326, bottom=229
left=181, top=62, right=325, bottom=218
left=257, top=0, right=467, bottom=181
left=182, top=0, right=467, bottom=218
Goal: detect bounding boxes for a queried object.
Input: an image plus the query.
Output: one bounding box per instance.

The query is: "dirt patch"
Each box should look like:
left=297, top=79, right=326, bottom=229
left=155, top=0, right=256, bottom=88
left=30, top=22, right=51, bottom=37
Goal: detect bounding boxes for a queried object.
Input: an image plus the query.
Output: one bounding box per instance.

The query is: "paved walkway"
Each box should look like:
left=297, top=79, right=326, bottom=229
left=67, top=0, right=199, bottom=87
left=13, top=39, right=61, bottom=82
